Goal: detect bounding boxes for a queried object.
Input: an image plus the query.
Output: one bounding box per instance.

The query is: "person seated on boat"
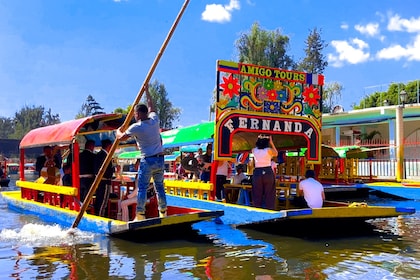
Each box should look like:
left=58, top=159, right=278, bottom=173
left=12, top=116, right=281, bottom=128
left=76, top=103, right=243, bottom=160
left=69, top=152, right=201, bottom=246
left=93, top=139, right=113, bottom=217
left=231, top=164, right=248, bottom=185
left=225, top=164, right=248, bottom=203
left=200, top=143, right=213, bottom=183
left=194, top=147, right=204, bottom=179
left=117, top=181, right=157, bottom=221
left=36, top=146, right=61, bottom=184
left=79, top=139, right=96, bottom=203
left=176, top=162, right=186, bottom=180
left=295, top=169, right=325, bottom=208
left=35, top=146, right=61, bottom=177
left=61, top=164, right=72, bottom=186
left=251, top=135, right=278, bottom=210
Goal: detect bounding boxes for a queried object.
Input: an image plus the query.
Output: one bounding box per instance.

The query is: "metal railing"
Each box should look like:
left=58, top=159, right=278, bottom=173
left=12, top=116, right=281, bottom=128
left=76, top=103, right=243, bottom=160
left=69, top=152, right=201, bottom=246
left=357, top=159, right=420, bottom=181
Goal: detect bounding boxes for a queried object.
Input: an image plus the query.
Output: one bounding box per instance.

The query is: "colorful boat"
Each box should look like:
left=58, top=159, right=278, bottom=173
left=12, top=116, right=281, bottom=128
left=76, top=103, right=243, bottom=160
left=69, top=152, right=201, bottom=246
left=160, top=60, right=415, bottom=232
left=0, top=113, right=223, bottom=239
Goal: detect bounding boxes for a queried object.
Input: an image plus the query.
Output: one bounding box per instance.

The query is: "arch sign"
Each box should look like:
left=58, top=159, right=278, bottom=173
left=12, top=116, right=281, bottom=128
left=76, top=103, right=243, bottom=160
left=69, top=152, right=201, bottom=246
left=214, top=60, right=324, bottom=164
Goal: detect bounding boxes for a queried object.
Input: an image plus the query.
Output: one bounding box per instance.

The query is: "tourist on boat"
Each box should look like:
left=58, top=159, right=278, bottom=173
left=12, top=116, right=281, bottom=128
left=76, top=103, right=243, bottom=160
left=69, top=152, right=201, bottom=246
left=215, top=160, right=230, bottom=200
left=79, top=139, right=96, bottom=203
left=200, top=143, right=213, bottom=183
left=61, top=164, right=72, bottom=186
left=35, top=146, right=61, bottom=176
left=94, top=139, right=113, bottom=217
left=231, top=164, right=248, bottom=185
left=251, top=135, right=278, bottom=210
left=194, top=147, right=204, bottom=179
left=116, top=84, right=167, bottom=221
left=297, top=169, right=325, bottom=208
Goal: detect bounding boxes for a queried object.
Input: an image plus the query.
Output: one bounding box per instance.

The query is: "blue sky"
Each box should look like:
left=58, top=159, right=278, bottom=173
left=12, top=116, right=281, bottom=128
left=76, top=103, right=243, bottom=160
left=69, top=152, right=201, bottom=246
left=1, top=0, right=419, bottom=127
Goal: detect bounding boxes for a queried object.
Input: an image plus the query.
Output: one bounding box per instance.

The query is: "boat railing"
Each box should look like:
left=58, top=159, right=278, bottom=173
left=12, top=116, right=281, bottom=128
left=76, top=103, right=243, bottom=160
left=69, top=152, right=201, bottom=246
left=164, top=180, right=213, bottom=200
left=16, top=180, right=80, bottom=211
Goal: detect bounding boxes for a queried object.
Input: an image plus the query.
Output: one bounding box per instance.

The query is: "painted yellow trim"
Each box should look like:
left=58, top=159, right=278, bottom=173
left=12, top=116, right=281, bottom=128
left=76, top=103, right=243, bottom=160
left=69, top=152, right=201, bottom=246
left=289, top=206, right=401, bottom=219
left=164, top=180, right=213, bottom=199
left=2, top=190, right=127, bottom=225
left=16, top=180, right=78, bottom=196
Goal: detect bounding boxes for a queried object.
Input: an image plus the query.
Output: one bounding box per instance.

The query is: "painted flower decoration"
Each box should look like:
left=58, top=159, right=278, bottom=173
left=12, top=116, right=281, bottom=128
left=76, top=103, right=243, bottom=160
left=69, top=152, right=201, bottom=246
left=263, top=79, right=274, bottom=90
left=277, top=90, right=287, bottom=102
left=257, top=86, right=268, bottom=101
left=264, top=101, right=280, bottom=113
left=273, top=80, right=284, bottom=91
left=266, top=89, right=278, bottom=101
left=302, top=85, right=320, bottom=106
left=220, top=74, right=241, bottom=99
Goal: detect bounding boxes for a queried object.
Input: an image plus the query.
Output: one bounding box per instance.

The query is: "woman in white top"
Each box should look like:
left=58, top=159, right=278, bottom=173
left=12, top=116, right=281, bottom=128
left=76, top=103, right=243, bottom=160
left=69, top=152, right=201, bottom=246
left=215, top=160, right=230, bottom=200
left=251, top=135, right=278, bottom=210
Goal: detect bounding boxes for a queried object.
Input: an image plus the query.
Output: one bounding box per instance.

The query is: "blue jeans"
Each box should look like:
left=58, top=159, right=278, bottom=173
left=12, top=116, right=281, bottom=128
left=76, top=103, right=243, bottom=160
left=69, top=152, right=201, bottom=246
left=137, top=156, right=167, bottom=214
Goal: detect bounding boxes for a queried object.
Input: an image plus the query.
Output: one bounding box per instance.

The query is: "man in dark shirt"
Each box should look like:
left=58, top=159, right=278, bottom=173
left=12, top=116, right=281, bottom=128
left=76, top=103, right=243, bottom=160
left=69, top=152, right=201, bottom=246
left=93, top=139, right=114, bottom=217
left=79, top=140, right=96, bottom=203
left=200, top=143, right=213, bottom=183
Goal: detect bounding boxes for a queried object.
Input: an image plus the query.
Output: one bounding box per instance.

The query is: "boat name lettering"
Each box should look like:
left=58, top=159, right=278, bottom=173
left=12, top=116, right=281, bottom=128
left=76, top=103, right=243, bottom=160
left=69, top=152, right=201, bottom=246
left=224, top=117, right=314, bottom=139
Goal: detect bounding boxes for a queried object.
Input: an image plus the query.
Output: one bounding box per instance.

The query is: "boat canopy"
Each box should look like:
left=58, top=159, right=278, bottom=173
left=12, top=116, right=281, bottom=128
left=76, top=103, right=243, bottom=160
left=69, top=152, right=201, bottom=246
left=161, top=121, right=214, bottom=148
left=19, top=114, right=127, bottom=149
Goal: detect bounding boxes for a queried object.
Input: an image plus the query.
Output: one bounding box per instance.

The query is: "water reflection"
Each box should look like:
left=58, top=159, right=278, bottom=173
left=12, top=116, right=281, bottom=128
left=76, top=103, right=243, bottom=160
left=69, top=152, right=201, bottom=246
left=1, top=179, right=420, bottom=279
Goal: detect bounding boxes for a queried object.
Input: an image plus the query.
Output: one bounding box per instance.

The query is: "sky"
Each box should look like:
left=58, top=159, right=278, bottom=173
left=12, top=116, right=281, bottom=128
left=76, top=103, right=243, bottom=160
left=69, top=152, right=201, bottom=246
left=1, top=0, right=420, bottom=127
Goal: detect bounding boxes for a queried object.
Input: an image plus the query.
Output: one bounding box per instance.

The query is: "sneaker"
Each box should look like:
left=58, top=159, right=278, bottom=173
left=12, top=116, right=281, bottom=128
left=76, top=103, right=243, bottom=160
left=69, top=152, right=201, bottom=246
left=133, top=213, right=146, bottom=221
left=159, top=210, right=167, bottom=218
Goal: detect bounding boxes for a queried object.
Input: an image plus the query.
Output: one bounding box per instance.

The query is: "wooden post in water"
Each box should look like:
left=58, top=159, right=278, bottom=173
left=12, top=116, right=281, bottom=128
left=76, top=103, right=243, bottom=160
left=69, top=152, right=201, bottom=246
left=71, top=0, right=191, bottom=229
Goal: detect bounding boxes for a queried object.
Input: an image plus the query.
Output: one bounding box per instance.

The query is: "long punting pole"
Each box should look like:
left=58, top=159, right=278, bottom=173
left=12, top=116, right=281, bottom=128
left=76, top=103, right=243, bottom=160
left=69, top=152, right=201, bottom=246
left=71, top=0, right=190, bottom=229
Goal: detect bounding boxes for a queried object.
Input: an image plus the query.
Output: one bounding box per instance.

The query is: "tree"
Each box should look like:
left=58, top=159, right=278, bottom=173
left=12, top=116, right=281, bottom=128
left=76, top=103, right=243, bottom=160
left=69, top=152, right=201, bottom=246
left=353, top=81, right=420, bottom=109
left=76, top=95, right=106, bottom=118
left=235, top=22, right=295, bottom=69
left=146, top=80, right=181, bottom=129
left=0, top=117, right=14, bottom=139
left=114, top=81, right=181, bottom=129
left=297, top=28, right=328, bottom=74
left=323, top=82, right=343, bottom=113
left=10, top=105, right=60, bottom=139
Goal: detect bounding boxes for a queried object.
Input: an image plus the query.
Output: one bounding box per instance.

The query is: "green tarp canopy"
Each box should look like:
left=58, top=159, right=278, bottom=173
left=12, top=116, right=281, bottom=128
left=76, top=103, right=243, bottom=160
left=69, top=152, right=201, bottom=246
left=117, top=150, right=181, bottom=161
left=117, top=150, right=141, bottom=159
left=161, top=121, right=214, bottom=148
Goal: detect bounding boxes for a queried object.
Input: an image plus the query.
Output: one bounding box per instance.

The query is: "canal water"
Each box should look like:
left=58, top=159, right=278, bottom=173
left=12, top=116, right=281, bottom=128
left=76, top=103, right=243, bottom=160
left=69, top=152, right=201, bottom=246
left=0, top=177, right=419, bottom=279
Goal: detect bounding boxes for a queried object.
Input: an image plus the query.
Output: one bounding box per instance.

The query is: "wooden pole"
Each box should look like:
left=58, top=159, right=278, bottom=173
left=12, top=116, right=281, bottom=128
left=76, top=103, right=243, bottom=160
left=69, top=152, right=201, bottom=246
left=71, top=0, right=190, bottom=229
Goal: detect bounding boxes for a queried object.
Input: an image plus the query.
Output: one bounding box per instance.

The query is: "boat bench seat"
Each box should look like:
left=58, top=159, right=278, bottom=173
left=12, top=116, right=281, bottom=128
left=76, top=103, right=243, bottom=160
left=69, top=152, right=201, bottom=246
left=16, top=180, right=79, bottom=209
left=164, top=180, right=213, bottom=200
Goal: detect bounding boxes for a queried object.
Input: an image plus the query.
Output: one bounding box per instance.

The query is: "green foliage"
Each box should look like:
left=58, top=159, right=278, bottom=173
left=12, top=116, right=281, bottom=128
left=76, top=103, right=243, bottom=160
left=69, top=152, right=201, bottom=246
left=8, top=105, right=60, bottom=139
left=235, top=22, right=295, bottom=69
left=323, top=82, right=343, bottom=113
left=353, top=80, right=420, bottom=109
left=145, top=80, right=181, bottom=129
left=297, top=28, right=328, bottom=74
left=0, top=117, right=14, bottom=139
left=76, top=95, right=106, bottom=118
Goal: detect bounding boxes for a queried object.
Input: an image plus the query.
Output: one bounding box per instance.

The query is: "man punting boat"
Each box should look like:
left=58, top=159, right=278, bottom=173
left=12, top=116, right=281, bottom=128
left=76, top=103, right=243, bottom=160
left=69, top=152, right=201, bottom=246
left=0, top=113, right=223, bottom=239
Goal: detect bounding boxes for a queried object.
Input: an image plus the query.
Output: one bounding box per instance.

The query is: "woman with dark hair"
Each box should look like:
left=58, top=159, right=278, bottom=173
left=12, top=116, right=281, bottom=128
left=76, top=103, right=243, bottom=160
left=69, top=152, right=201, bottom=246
left=251, top=135, right=278, bottom=210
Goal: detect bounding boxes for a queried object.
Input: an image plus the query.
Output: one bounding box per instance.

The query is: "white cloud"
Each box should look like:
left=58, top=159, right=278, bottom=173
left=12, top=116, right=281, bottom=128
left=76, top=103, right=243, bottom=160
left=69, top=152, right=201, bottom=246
left=201, top=0, right=240, bottom=23
left=340, top=23, right=349, bottom=30
left=376, top=34, right=420, bottom=61
left=328, top=38, right=370, bottom=67
left=355, top=23, right=379, bottom=37
left=388, top=14, right=420, bottom=33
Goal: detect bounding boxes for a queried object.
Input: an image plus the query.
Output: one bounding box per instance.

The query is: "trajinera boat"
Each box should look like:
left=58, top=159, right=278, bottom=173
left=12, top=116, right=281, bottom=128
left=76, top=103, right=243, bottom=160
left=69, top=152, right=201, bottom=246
left=0, top=113, right=223, bottom=241
left=158, top=60, right=415, bottom=235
